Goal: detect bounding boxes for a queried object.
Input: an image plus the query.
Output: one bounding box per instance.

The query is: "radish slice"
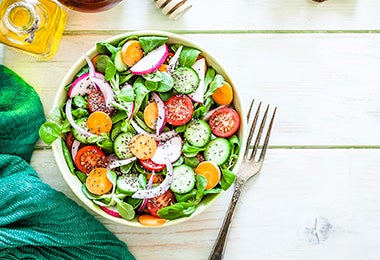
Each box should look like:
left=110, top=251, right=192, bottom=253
left=130, top=44, right=169, bottom=75
left=70, top=139, right=81, bottom=160
left=108, top=157, right=137, bottom=169
left=132, top=161, right=173, bottom=199
left=68, top=73, right=93, bottom=98
left=151, top=136, right=182, bottom=164
left=99, top=205, right=121, bottom=218
left=189, top=58, right=206, bottom=103
left=203, top=105, right=227, bottom=121
left=130, top=120, right=178, bottom=142
left=150, top=92, right=166, bottom=135
left=65, top=98, right=95, bottom=138
left=168, top=45, right=183, bottom=73
left=138, top=172, right=155, bottom=212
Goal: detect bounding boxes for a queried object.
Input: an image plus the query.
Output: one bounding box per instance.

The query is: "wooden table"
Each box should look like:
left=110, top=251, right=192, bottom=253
left=1, top=0, right=380, bottom=259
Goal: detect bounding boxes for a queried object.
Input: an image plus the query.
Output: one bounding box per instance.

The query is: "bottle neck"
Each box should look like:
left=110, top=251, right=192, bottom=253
left=4, top=1, right=39, bottom=43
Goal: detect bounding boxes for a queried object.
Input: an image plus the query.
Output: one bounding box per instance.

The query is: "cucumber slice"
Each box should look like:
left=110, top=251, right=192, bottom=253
left=114, top=132, right=134, bottom=159
left=184, top=119, right=211, bottom=147
left=114, top=51, right=128, bottom=72
left=117, top=174, right=140, bottom=195
left=204, top=138, right=231, bottom=166
left=170, top=164, right=196, bottom=194
left=172, top=66, right=199, bottom=94
left=72, top=117, right=90, bottom=144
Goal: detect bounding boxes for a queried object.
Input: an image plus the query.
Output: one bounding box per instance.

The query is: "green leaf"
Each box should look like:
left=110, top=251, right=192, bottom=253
left=157, top=202, right=196, bottom=220
left=142, top=70, right=163, bottom=82
left=117, top=86, right=135, bottom=102
left=95, top=54, right=111, bottom=74
left=73, top=95, right=88, bottom=108
left=156, top=72, right=174, bottom=92
left=38, top=121, right=63, bottom=145
left=105, top=59, right=117, bottom=81
left=139, top=36, right=168, bottom=53
left=204, top=67, right=216, bottom=88
left=179, top=47, right=201, bottom=67
left=194, top=174, right=207, bottom=204
left=117, top=201, right=135, bottom=220
left=133, top=78, right=150, bottom=114
left=205, top=74, right=224, bottom=99
left=182, top=142, right=206, bottom=157
left=220, top=169, right=236, bottom=190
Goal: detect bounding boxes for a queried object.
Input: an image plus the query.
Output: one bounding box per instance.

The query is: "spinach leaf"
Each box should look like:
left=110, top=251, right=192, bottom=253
left=105, top=59, right=117, bottom=81
left=204, top=74, right=224, bottom=99
left=133, top=78, right=150, bottom=114
left=220, top=169, right=236, bottom=190
left=194, top=174, right=207, bottom=204
left=157, top=202, right=196, bottom=220
left=182, top=142, right=206, bottom=157
left=117, top=35, right=139, bottom=47
left=96, top=42, right=120, bottom=57
left=117, top=201, right=135, bottom=220
left=94, top=54, right=111, bottom=73
left=139, top=36, right=168, bottom=53
left=156, top=72, right=174, bottom=92
left=39, top=122, right=63, bottom=145
left=179, top=47, right=201, bottom=67
left=204, top=67, right=216, bottom=88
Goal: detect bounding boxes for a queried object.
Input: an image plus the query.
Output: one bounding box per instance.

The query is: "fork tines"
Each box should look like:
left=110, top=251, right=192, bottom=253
left=244, top=99, right=277, bottom=162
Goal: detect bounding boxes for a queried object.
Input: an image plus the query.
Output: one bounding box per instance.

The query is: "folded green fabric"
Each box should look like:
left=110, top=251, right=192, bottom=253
left=0, top=65, right=135, bottom=260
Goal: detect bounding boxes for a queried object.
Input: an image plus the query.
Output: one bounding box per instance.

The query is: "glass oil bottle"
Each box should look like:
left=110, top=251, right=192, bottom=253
left=0, top=0, right=67, bottom=59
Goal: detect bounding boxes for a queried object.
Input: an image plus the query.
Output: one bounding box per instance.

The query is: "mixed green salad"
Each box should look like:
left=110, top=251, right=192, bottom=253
left=39, top=35, right=241, bottom=226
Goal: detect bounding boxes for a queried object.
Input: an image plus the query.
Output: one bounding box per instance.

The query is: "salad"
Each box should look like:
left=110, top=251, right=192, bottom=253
left=40, top=35, right=241, bottom=226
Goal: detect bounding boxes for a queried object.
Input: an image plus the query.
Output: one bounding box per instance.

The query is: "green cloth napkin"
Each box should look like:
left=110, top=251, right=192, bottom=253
left=0, top=65, right=135, bottom=260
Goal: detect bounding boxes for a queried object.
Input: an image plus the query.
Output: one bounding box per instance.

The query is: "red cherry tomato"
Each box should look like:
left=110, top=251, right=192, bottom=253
left=139, top=158, right=166, bottom=172
left=74, top=145, right=107, bottom=174
left=146, top=189, right=176, bottom=217
left=209, top=107, right=240, bottom=138
left=88, top=89, right=115, bottom=115
left=164, top=94, right=193, bottom=126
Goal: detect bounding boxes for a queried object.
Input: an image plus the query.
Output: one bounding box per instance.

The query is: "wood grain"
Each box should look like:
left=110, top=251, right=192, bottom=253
left=31, top=148, right=380, bottom=260
left=2, top=33, right=380, bottom=146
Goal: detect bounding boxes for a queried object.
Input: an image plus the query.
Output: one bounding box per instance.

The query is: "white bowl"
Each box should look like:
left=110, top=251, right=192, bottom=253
left=52, top=30, right=247, bottom=227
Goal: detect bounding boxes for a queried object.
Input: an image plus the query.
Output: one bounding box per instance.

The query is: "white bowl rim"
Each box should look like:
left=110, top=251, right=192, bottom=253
left=52, top=30, right=247, bottom=228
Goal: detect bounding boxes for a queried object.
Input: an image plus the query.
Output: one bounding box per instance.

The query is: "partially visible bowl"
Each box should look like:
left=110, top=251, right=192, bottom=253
left=52, top=30, right=247, bottom=227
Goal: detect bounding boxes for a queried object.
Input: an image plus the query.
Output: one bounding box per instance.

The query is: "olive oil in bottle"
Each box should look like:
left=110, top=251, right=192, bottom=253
left=0, top=0, right=67, bottom=59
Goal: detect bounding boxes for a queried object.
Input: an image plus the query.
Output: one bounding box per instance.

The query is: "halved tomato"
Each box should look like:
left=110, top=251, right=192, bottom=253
left=88, top=89, right=115, bottom=115
left=139, top=158, right=166, bottom=172
left=74, top=145, right=107, bottom=174
left=146, top=189, right=176, bottom=217
left=65, top=131, right=75, bottom=150
left=165, top=94, right=193, bottom=126
left=209, top=107, right=240, bottom=138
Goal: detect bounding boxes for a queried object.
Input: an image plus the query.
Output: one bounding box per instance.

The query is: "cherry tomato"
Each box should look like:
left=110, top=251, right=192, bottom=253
left=146, top=189, right=176, bottom=217
left=165, top=94, right=193, bottom=126
left=88, top=89, right=115, bottom=115
left=74, top=145, right=107, bottom=174
left=139, top=158, right=166, bottom=172
left=209, top=107, right=240, bottom=138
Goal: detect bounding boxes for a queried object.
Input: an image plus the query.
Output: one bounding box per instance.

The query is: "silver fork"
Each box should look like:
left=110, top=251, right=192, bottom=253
left=208, top=100, right=277, bottom=260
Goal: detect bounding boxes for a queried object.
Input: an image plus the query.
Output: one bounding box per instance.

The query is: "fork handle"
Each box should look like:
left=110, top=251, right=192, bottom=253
left=208, top=177, right=246, bottom=260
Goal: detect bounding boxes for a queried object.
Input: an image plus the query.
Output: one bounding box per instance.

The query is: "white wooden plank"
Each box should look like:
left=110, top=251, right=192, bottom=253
left=31, top=148, right=380, bottom=260
left=2, top=33, right=380, bottom=146
left=63, top=0, right=380, bottom=31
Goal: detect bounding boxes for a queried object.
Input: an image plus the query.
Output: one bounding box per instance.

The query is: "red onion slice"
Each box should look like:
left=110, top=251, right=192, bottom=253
left=70, top=139, right=81, bottom=160
left=138, top=172, right=156, bottom=212
left=132, top=161, right=173, bottom=199
left=108, top=157, right=137, bottom=169
left=150, top=92, right=166, bottom=135
left=130, top=120, right=178, bottom=142
left=65, top=98, right=95, bottom=138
